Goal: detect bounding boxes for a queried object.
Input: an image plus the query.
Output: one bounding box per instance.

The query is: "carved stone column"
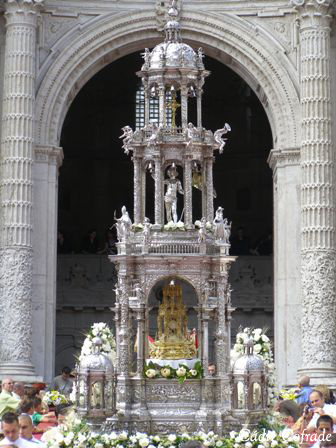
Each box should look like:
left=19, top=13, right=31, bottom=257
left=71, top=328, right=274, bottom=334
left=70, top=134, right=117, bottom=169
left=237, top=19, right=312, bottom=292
left=133, top=156, right=142, bottom=224
left=206, top=157, right=214, bottom=222
left=268, top=148, right=301, bottom=387
left=144, top=82, right=150, bottom=127
left=154, top=156, right=163, bottom=226
left=293, top=0, right=336, bottom=383
left=0, top=0, right=43, bottom=379
left=184, top=157, right=192, bottom=228
left=135, top=304, right=145, bottom=376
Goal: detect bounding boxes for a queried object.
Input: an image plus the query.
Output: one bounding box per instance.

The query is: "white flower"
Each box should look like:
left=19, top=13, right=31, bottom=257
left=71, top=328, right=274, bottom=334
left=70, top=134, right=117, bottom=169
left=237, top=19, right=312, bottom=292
left=203, top=442, right=211, bottom=447
left=266, top=431, right=277, bottom=441
left=216, top=442, right=224, bottom=447
left=94, top=444, right=104, bottom=448
left=190, top=369, right=198, bottom=376
left=258, top=445, right=265, bottom=448
left=153, top=435, right=161, bottom=442
left=230, top=431, right=237, bottom=439
left=194, top=220, right=202, bottom=228
left=168, top=434, right=177, bottom=442
left=139, top=437, right=150, bottom=447
left=245, top=443, right=252, bottom=448
left=148, top=445, right=156, bottom=448
left=146, top=369, right=157, bottom=378
left=176, top=367, right=187, bottom=377
left=254, top=343, right=262, bottom=354
left=262, top=335, right=270, bottom=342
left=271, top=441, right=278, bottom=447
left=281, top=428, right=294, bottom=440
left=160, top=367, right=171, bottom=378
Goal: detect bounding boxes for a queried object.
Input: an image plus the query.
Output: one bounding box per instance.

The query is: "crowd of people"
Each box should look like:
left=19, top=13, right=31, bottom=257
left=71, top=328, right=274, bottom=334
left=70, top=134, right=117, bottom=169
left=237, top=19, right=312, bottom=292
left=276, top=376, right=336, bottom=448
left=0, top=368, right=74, bottom=447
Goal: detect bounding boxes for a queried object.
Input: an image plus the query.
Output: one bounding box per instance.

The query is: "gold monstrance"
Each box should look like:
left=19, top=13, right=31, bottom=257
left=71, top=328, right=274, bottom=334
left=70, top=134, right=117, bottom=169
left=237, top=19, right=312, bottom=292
left=149, top=282, right=197, bottom=360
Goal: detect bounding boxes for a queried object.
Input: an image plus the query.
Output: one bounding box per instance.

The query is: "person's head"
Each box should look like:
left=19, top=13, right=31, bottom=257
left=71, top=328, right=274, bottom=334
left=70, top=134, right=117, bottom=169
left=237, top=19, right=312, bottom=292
left=55, top=403, right=72, bottom=423
left=299, top=375, right=310, bottom=387
left=33, top=396, right=42, bottom=413
left=19, top=400, right=34, bottom=415
left=1, top=412, right=20, bottom=442
left=2, top=378, right=14, bottom=393
left=18, top=414, right=33, bottom=440
left=208, top=364, right=216, bottom=376
left=13, top=382, right=25, bottom=398
left=321, top=433, right=336, bottom=447
left=315, top=385, right=332, bottom=403
left=316, top=415, right=333, bottom=437
left=61, top=366, right=71, bottom=380
left=310, top=389, right=325, bottom=408
left=279, top=400, right=301, bottom=427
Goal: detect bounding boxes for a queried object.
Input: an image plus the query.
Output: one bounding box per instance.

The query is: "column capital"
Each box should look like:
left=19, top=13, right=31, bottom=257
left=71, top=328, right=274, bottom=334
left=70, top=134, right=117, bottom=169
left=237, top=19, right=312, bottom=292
left=291, top=0, right=334, bottom=28
left=34, top=145, right=63, bottom=168
left=4, top=0, right=44, bottom=26
left=268, top=147, right=301, bottom=171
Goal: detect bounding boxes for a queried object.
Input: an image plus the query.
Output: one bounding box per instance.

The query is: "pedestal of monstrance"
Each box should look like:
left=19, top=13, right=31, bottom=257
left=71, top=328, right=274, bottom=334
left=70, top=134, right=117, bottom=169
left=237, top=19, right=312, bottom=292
left=104, top=0, right=236, bottom=435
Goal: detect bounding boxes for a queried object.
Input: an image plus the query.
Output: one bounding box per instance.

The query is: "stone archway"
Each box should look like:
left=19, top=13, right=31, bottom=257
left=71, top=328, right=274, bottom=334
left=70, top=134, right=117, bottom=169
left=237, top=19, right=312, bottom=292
left=33, top=10, right=301, bottom=385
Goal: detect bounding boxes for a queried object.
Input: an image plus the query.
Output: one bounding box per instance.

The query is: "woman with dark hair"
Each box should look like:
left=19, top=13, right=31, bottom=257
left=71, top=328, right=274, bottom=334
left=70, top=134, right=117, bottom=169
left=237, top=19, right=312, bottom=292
left=279, top=399, right=301, bottom=428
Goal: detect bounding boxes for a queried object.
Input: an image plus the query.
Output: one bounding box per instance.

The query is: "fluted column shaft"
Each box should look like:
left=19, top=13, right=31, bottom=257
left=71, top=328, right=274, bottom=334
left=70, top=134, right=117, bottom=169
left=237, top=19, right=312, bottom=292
left=181, top=86, right=188, bottom=128
left=133, top=156, right=142, bottom=224
left=295, top=0, right=336, bottom=381
left=0, top=0, right=42, bottom=378
left=184, top=157, right=192, bottom=228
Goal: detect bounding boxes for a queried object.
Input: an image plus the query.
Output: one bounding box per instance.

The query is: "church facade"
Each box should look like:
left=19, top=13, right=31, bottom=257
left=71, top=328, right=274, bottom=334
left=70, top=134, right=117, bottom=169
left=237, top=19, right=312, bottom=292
left=0, top=0, right=335, bottom=389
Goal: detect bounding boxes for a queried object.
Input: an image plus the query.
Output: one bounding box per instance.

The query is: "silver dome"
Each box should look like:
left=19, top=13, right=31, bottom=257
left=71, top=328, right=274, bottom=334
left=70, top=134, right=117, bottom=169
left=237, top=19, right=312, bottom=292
left=233, top=354, right=264, bottom=374
left=149, top=42, right=198, bottom=70
left=78, top=336, right=114, bottom=374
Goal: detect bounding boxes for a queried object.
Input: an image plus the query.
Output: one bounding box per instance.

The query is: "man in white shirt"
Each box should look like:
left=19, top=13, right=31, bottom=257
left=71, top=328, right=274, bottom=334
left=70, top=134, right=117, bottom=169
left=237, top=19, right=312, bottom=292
left=19, top=414, right=45, bottom=446
left=306, top=390, right=336, bottom=432
left=0, top=412, right=36, bottom=447
left=0, top=379, right=20, bottom=417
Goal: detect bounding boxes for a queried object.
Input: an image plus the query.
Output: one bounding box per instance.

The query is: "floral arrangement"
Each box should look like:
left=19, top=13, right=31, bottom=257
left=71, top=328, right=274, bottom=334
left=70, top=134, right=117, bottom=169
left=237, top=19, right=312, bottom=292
left=144, top=361, right=202, bottom=383
left=279, top=388, right=298, bottom=401
left=79, top=322, right=116, bottom=362
left=42, top=390, right=68, bottom=407
left=42, top=412, right=299, bottom=448
left=163, top=221, right=185, bottom=231
left=194, top=220, right=214, bottom=232
left=231, top=327, right=276, bottom=405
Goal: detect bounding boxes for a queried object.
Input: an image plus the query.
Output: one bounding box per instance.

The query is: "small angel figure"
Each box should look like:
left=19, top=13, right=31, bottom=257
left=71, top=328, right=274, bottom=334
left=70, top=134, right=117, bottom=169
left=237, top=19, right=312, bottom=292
left=198, top=217, right=207, bottom=243
left=214, top=123, right=231, bottom=153
left=147, top=122, right=161, bottom=147
left=186, top=122, right=200, bottom=147
left=141, top=48, right=150, bottom=69
left=119, top=125, right=134, bottom=155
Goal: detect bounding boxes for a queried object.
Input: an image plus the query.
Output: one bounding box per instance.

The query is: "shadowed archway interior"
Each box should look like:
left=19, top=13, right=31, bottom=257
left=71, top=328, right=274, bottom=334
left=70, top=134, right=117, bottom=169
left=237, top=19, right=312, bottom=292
left=59, top=51, right=272, bottom=251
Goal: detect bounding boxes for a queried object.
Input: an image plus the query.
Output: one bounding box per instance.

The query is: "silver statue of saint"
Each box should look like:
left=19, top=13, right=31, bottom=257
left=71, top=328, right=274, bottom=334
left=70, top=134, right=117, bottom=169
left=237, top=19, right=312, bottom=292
left=115, top=205, right=132, bottom=241
left=214, top=123, right=231, bottom=154
left=164, top=164, right=184, bottom=223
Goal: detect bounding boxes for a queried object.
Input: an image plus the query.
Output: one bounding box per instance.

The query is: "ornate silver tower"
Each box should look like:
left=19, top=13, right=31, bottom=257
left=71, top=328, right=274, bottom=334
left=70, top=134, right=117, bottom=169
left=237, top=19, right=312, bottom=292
left=108, top=0, right=235, bottom=435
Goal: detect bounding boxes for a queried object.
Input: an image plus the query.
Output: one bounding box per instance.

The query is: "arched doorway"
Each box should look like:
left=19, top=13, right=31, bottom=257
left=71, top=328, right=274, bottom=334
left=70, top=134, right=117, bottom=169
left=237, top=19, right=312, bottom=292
left=33, top=11, right=300, bottom=385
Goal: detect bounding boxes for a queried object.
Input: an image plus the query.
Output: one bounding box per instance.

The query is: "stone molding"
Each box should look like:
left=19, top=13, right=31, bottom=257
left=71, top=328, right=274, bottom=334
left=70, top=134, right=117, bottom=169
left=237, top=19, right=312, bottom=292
left=34, top=145, right=64, bottom=167
left=35, top=10, right=299, bottom=150
left=4, top=0, right=44, bottom=27
left=290, top=0, right=334, bottom=28
left=268, top=147, right=301, bottom=171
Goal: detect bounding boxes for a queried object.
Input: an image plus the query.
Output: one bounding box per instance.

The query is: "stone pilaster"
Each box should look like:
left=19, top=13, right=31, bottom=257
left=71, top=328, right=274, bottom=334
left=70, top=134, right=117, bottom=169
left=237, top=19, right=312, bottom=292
left=268, top=148, right=301, bottom=387
left=0, top=0, right=43, bottom=380
left=133, top=156, right=142, bottom=224
left=33, top=145, right=63, bottom=382
left=184, top=157, right=192, bottom=228
left=292, top=0, right=336, bottom=383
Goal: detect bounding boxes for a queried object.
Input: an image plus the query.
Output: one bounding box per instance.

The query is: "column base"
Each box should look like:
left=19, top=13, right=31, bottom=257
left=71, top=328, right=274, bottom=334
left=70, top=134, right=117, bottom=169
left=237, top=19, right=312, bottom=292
left=0, top=362, right=42, bottom=383
left=297, top=367, right=336, bottom=387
